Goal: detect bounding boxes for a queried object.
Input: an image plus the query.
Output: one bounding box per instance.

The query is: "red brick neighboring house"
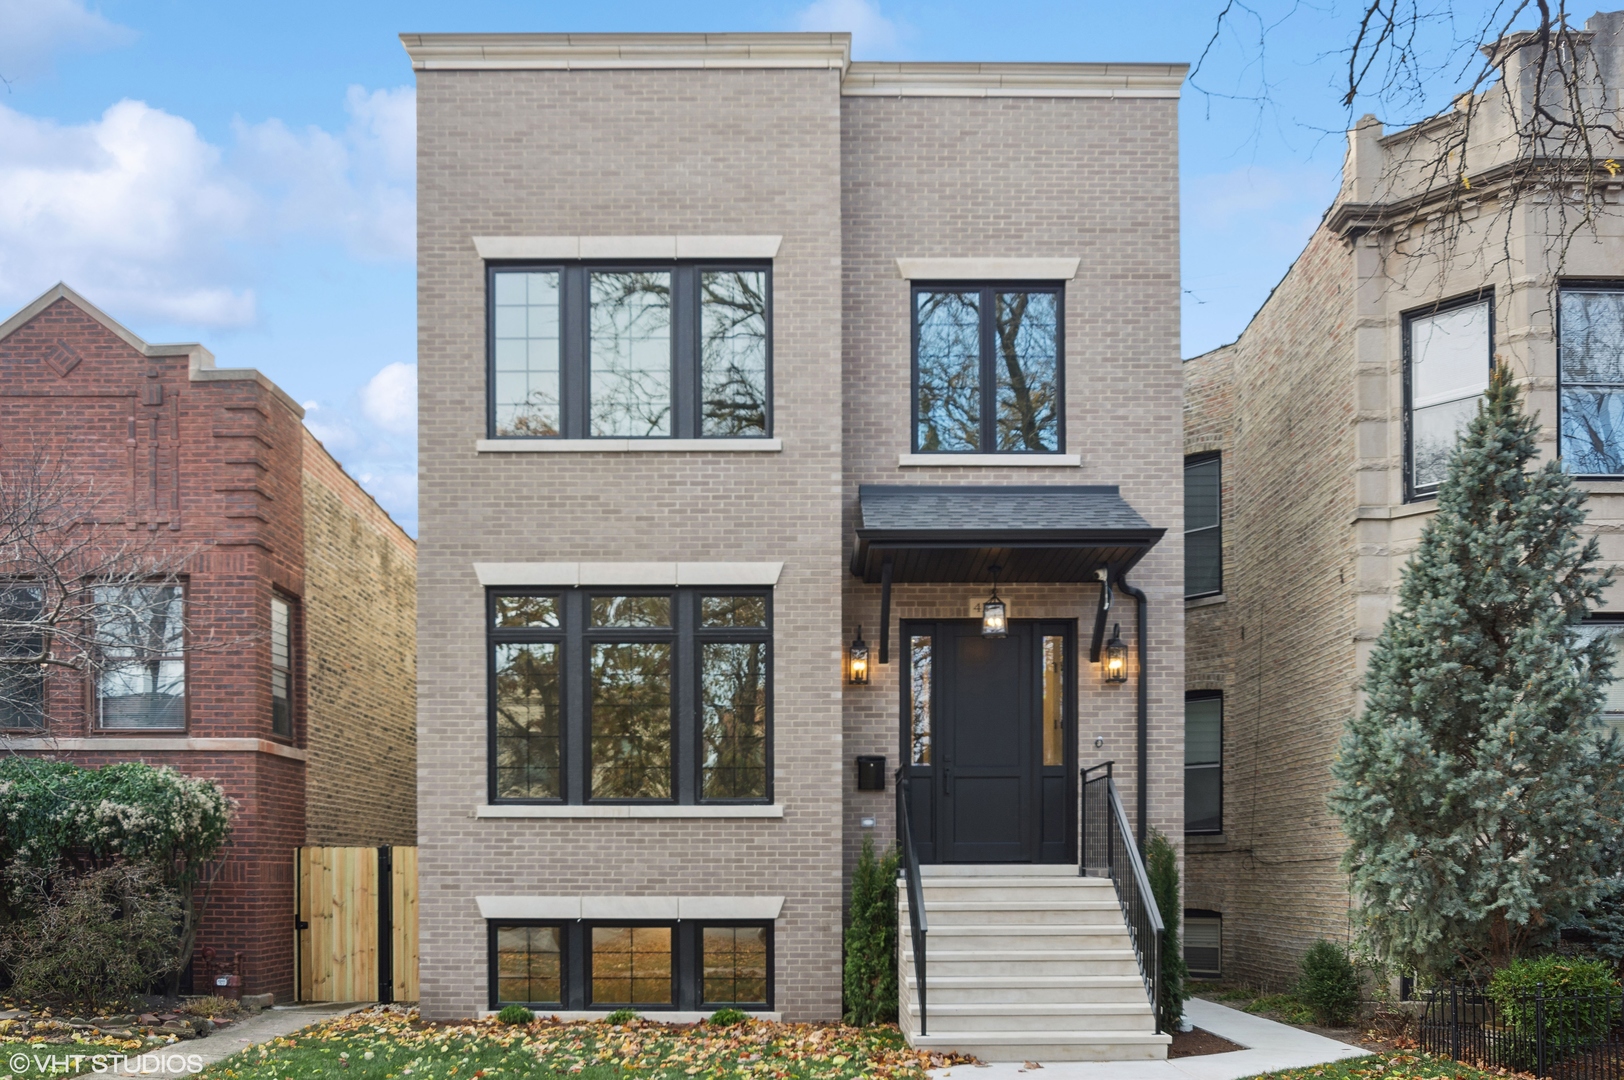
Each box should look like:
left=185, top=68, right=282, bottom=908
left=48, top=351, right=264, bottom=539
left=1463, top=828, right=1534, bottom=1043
left=0, top=283, right=417, bottom=1002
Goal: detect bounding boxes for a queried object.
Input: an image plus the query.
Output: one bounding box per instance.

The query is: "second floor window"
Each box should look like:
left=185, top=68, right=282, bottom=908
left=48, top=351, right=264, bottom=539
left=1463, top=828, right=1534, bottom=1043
left=0, top=586, right=45, bottom=730
left=1560, top=284, right=1624, bottom=475
left=1184, top=454, right=1221, bottom=599
left=490, top=264, right=771, bottom=440
left=912, top=283, right=1063, bottom=453
left=488, top=589, right=771, bottom=804
left=94, top=584, right=185, bottom=730
left=1405, top=294, right=1492, bottom=498
left=271, top=595, right=292, bottom=738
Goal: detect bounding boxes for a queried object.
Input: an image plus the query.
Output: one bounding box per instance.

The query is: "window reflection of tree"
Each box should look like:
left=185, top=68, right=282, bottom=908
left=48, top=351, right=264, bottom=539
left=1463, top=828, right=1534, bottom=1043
left=916, top=292, right=981, bottom=451
left=1562, top=291, right=1624, bottom=475
left=590, top=272, right=672, bottom=437
left=701, top=641, right=766, bottom=799
left=910, top=636, right=932, bottom=765
left=591, top=641, right=672, bottom=798
left=995, top=292, right=1059, bottom=451
left=701, top=271, right=769, bottom=436
left=495, top=643, right=560, bottom=799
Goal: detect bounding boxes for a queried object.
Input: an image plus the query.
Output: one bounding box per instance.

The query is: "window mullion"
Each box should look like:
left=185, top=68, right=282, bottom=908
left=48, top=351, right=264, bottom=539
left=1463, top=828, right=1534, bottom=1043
left=675, top=592, right=696, bottom=804
left=981, top=287, right=996, bottom=451
left=564, top=590, right=588, bottom=804
left=563, top=266, right=588, bottom=439
left=672, top=266, right=697, bottom=438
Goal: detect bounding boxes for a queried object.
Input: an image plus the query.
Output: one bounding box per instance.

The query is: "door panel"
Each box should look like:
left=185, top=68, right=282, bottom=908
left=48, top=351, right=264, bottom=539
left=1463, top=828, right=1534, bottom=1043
left=941, top=625, right=1032, bottom=862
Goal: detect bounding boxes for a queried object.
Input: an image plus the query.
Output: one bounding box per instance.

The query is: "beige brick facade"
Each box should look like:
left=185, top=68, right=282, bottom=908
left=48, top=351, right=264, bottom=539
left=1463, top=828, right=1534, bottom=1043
left=410, top=33, right=1186, bottom=1021
left=1184, top=10, right=1624, bottom=987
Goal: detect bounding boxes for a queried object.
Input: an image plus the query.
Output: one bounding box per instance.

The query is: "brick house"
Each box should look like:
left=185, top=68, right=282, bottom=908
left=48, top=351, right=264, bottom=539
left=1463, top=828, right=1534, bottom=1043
left=0, top=283, right=417, bottom=1002
left=409, top=31, right=1187, bottom=1058
left=1182, top=10, right=1624, bottom=987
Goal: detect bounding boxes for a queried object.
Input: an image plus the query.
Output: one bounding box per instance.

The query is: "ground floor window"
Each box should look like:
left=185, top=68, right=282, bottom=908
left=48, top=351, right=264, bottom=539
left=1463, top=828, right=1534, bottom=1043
left=489, top=920, right=772, bottom=1011
left=1185, top=910, right=1222, bottom=979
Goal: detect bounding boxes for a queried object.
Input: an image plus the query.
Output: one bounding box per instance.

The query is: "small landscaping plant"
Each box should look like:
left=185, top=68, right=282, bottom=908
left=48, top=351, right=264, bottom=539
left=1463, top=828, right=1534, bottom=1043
left=495, top=1005, right=534, bottom=1025
left=602, top=1008, right=639, bottom=1024
left=1246, top=992, right=1317, bottom=1025
left=706, top=1008, right=750, bottom=1026
left=1299, top=940, right=1361, bottom=1026
left=1488, top=954, right=1620, bottom=1054
left=842, top=834, right=900, bottom=1025
left=1145, top=829, right=1190, bottom=1030
left=181, top=996, right=242, bottom=1018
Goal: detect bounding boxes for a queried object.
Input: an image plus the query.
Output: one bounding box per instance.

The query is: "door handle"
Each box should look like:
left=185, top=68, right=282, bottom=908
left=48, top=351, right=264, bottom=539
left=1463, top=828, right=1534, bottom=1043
left=943, top=767, right=952, bottom=795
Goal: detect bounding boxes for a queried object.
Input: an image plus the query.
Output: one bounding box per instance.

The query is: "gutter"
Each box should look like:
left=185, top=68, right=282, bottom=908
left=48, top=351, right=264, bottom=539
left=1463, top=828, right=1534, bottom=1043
left=1112, top=568, right=1150, bottom=851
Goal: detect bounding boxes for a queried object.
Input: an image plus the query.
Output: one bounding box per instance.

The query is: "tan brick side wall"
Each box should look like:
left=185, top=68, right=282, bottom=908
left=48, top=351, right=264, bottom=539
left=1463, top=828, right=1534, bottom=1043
left=839, top=95, right=1186, bottom=874
left=1182, top=223, right=1361, bottom=989
left=301, top=427, right=418, bottom=846
left=416, top=68, right=845, bottom=1021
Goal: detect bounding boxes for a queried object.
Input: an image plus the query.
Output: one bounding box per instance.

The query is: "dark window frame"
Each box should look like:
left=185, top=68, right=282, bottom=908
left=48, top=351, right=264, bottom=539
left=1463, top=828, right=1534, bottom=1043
left=487, top=919, right=773, bottom=1012
left=1402, top=289, right=1495, bottom=503
left=0, top=584, right=46, bottom=731
left=270, top=593, right=295, bottom=741
left=486, top=587, right=773, bottom=806
left=909, top=280, right=1067, bottom=455
left=485, top=261, right=774, bottom=440
left=1557, top=279, right=1624, bottom=478
left=1184, top=690, right=1223, bottom=836
left=1183, top=452, right=1222, bottom=600
left=1183, top=908, right=1223, bottom=979
left=92, top=581, right=189, bottom=734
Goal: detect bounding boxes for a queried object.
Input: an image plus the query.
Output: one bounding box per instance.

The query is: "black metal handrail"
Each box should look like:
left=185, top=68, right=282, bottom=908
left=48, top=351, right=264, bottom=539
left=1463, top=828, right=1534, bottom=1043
left=896, top=768, right=929, bottom=1036
left=1080, top=761, right=1165, bottom=1033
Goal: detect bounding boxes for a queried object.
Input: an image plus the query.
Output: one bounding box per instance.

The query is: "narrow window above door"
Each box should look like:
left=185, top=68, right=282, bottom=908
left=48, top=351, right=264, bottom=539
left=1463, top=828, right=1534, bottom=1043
left=487, top=263, right=772, bottom=443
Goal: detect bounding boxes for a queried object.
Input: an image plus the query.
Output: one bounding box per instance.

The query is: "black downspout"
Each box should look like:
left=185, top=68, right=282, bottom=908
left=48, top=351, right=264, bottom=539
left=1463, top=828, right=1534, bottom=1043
left=1113, top=568, right=1150, bottom=851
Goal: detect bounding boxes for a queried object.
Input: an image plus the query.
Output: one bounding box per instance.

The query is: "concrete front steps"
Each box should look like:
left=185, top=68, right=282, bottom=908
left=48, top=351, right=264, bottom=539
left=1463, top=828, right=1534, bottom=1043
left=897, top=864, right=1171, bottom=1062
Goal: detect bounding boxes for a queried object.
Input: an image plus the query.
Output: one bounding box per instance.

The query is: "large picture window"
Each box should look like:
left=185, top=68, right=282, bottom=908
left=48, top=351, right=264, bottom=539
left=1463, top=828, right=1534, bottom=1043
left=1184, top=454, right=1222, bottom=599
left=488, top=264, right=771, bottom=440
left=1405, top=294, right=1492, bottom=498
left=94, top=584, right=185, bottom=730
left=1185, top=692, right=1222, bottom=835
left=912, top=283, right=1063, bottom=453
left=1560, top=284, right=1624, bottom=475
left=488, top=589, right=771, bottom=804
left=489, top=920, right=772, bottom=1012
left=0, top=586, right=45, bottom=730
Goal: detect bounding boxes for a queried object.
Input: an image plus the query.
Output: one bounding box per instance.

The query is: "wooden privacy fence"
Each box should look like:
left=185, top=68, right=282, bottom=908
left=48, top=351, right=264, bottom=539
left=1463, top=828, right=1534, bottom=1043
left=296, top=846, right=418, bottom=1003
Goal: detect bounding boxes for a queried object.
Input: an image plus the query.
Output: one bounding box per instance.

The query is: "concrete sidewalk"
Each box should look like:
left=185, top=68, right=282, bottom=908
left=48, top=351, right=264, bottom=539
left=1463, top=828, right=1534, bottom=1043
left=933, top=997, right=1370, bottom=1079
left=119, top=1003, right=365, bottom=1077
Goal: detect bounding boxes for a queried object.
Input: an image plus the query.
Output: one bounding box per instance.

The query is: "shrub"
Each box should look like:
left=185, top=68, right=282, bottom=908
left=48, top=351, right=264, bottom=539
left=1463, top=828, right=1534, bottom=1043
left=495, top=1005, right=534, bottom=1025
left=1145, top=830, right=1190, bottom=1030
left=1247, top=992, right=1318, bottom=1026
left=1299, top=941, right=1361, bottom=1026
left=842, top=834, right=900, bottom=1025
left=1489, top=955, right=1620, bottom=1052
left=602, top=1009, right=639, bottom=1024
left=180, top=995, right=240, bottom=1018
left=706, top=1008, right=749, bottom=1026
left=0, top=863, right=182, bottom=1009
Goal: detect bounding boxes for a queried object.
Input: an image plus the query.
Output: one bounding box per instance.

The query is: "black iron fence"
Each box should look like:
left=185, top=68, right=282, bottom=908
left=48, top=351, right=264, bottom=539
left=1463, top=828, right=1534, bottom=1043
left=1080, top=761, right=1166, bottom=1034
left=1421, top=983, right=1624, bottom=1079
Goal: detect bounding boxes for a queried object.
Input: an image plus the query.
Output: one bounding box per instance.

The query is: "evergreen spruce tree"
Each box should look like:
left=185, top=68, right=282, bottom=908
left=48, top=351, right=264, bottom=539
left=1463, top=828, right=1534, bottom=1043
left=1329, top=366, right=1624, bottom=977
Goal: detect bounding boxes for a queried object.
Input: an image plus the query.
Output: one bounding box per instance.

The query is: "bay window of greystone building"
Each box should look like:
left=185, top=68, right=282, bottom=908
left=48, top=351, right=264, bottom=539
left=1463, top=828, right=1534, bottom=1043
left=488, top=589, right=770, bottom=804
left=1405, top=294, right=1492, bottom=499
left=1560, top=284, right=1624, bottom=475
left=489, top=264, right=770, bottom=440
left=913, top=284, right=1063, bottom=453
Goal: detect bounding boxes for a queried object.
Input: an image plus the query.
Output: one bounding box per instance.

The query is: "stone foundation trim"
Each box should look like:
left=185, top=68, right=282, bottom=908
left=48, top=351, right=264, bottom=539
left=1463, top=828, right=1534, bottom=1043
left=473, top=562, right=784, bottom=587
left=894, top=257, right=1081, bottom=281
left=475, top=438, right=782, bottom=453
left=898, top=453, right=1082, bottom=467
left=473, top=235, right=783, bottom=260
left=474, top=803, right=785, bottom=819
left=476, top=895, right=785, bottom=920
left=1, top=737, right=309, bottom=760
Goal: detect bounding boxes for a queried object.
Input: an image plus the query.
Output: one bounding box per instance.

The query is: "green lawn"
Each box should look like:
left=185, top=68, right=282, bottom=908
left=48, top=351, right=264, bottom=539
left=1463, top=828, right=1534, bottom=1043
left=0, top=1039, right=168, bottom=1079
left=201, top=1009, right=967, bottom=1080
left=1243, top=1050, right=1523, bottom=1080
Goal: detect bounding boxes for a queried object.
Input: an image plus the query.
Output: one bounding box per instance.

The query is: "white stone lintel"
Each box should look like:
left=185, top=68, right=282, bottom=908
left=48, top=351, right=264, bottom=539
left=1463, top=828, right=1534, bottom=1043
left=472, top=563, right=783, bottom=588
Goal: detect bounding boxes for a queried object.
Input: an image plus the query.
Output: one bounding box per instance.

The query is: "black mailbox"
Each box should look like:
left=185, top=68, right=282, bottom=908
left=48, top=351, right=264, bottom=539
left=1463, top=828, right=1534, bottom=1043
left=855, top=755, right=887, bottom=791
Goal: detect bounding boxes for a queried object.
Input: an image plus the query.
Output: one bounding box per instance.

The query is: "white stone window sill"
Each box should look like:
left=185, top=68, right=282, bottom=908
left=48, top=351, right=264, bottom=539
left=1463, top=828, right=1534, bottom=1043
left=476, top=438, right=781, bottom=453
left=476, top=803, right=785, bottom=819
left=898, top=453, right=1082, bottom=467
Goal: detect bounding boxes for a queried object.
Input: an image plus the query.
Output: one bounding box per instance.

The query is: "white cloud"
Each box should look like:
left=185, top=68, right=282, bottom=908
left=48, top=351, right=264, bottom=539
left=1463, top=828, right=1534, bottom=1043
left=0, top=86, right=415, bottom=328
left=359, top=362, right=417, bottom=436
left=794, top=0, right=900, bottom=58
left=0, top=0, right=135, bottom=83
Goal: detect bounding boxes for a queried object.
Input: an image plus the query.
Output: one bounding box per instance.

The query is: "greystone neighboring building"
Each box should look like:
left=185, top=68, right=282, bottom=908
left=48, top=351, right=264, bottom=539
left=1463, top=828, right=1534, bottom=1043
left=407, top=31, right=1187, bottom=1060
left=1182, top=10, right=1624, bottom=989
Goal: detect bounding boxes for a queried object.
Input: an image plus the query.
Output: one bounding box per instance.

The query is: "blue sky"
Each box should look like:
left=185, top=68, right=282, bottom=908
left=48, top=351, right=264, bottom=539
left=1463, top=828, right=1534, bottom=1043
left=0, top=0, right=1495, bottom=534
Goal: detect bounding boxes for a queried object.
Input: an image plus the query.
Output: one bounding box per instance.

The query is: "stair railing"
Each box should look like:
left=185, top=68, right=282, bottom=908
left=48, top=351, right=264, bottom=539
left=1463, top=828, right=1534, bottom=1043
left=1080, top=761, right=1165, bottom=1034
left=895, top=767, right=929, bottom=1036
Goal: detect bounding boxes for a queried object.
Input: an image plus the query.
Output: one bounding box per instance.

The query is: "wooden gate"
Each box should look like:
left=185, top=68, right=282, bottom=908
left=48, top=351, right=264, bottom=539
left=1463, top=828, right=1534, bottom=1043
left=296, top=846, right=418, bottom=1002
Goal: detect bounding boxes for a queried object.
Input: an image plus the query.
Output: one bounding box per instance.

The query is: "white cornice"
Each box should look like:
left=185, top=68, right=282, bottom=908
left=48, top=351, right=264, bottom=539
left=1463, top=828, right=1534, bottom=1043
left=0, top=283, right=304, bottom=419
left=400, top=32, right=851, bottom=72
left=842, top=62, right=1187, bottom=98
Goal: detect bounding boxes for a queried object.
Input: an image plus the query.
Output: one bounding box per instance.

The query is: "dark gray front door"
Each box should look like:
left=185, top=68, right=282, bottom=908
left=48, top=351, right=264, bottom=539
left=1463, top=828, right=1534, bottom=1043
left=939, top=625, right=1034, bottom=861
